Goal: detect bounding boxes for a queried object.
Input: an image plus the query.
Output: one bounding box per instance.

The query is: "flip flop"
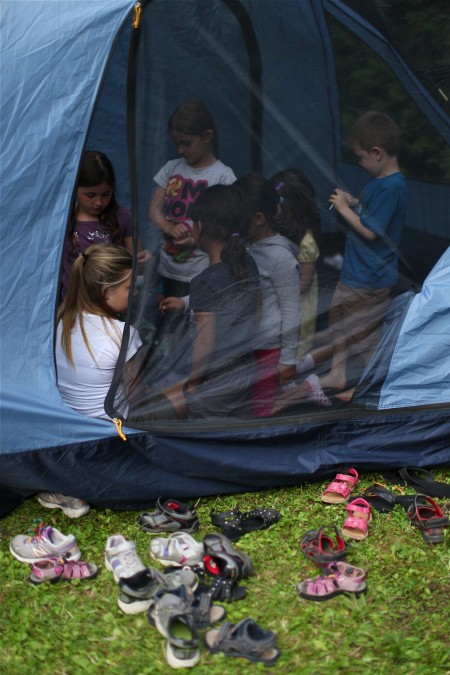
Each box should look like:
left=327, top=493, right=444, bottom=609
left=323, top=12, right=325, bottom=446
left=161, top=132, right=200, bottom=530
left=382, top=468, right=450, bottom=499
left=399, top=468, right=450, bottom=499
left=357, top=485, right=397, bottom=513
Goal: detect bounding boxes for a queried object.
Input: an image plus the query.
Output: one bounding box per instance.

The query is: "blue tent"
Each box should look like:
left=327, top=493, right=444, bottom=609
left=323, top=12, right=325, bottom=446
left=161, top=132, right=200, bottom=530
left=1, top=0, right=449, bottom=512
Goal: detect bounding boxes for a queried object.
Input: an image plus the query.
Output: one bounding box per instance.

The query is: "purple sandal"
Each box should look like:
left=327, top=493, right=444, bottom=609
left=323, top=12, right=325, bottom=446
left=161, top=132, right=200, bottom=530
left=297, top=561, right=366, bottom=601
left=29, top=558, right=98, bottom=584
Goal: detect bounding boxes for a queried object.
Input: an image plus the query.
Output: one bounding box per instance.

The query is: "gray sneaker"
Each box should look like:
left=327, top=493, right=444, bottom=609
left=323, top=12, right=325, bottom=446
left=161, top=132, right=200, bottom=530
left=10, top=523, right=81, bottom=564
left=37, top=493, right=90, bottom=519
left=151, top=591, right=200, bottom=668
left=118, top=566, right=198, bottom=615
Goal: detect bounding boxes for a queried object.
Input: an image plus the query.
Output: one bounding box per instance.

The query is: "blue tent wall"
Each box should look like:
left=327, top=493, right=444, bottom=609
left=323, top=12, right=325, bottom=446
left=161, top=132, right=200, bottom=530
left=1, top=0, right=449, bottom=508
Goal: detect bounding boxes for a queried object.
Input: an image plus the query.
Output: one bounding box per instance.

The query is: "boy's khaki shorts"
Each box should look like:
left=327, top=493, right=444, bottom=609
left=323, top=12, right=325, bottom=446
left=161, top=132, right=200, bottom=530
left=330, top=281, right=391, bottom=357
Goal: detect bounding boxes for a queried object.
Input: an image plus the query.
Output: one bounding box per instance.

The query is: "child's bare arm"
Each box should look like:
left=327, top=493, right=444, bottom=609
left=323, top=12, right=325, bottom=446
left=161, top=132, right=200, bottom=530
left=300, top=261, right=315, bottom=293
left=149, top=186, right=190, bottom=241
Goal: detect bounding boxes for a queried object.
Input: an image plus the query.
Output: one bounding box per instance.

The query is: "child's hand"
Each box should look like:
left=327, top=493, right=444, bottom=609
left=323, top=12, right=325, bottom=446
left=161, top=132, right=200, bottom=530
left=277, top=363, right=296, bottom=385
left=165, top=220, right=190, bottom=241
left=343, top=192, right=357, bottom=208
left=137, top=249, right=151, bottom=264
left=329, top=189, right=349, bottom=212
left=159, top=296, right=185, bottom=313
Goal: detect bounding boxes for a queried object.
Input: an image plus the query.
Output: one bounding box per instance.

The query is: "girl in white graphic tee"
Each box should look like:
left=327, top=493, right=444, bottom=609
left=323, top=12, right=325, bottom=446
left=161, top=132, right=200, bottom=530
left=148, top=101, right=236, bottom=300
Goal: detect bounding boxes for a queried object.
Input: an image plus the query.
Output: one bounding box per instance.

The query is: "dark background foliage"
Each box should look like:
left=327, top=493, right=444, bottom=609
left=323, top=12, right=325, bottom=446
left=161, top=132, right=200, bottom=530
left=327, top=0, right=450, bottom=182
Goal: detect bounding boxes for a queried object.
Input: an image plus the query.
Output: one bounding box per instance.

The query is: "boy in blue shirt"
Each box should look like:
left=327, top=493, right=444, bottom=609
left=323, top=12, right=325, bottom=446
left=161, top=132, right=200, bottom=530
left=319, top=111, right=407, bottom=395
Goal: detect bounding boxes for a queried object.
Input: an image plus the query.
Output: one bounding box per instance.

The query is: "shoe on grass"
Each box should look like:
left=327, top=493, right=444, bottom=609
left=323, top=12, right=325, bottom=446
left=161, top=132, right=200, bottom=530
left=105, top=535, right=146, bottom=582
left=118, top=566, right=198, bottom=615
left=150, top=591, right=200, bottom=668
left=150, top=532, right=204, bottom=568
left=10, top=520, right=81, bottom=564
left=37, top=492, right=90, bottom=518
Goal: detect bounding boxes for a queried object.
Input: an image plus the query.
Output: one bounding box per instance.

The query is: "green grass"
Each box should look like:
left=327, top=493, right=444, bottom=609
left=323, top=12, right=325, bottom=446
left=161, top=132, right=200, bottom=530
left=1, top=470, right=449, bottom=675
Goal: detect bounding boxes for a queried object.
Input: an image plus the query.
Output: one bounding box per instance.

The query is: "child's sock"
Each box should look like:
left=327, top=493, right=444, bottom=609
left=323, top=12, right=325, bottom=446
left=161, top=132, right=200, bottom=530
left=305, top=374, right=332, bottom=407
left=296, top=352, right=314, bottom=374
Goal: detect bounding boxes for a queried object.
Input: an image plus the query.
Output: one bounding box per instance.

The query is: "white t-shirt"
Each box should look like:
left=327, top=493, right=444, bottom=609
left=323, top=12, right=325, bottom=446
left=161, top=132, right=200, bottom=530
left=153, top=158, right=236, bottom=282
left=56, top=314, right=142, bottom=419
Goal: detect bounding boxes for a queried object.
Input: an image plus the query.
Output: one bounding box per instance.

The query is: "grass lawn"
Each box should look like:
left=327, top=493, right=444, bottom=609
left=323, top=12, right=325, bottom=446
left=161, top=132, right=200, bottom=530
left=1, top=469, right=449, bottom=675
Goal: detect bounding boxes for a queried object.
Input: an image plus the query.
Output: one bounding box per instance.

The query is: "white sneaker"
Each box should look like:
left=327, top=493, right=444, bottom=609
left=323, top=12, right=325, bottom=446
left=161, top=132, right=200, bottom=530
left=105, top=535, right=146, bottom=582
left=37, top=493, right=90, bottom=518
left=150, top=532, right=204, bottom=568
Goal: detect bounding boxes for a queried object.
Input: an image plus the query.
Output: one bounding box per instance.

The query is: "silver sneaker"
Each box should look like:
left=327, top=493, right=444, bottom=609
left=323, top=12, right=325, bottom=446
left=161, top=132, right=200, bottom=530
left=37, top=493, right=90, bottom=518
left=10, top=521, right=81, bottom=564
left=105, top=535, right=146, bottom=582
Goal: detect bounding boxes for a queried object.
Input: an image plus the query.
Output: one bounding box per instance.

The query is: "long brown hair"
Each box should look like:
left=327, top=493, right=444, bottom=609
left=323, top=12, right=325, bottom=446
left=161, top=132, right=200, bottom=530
left=68, top=151, right=122, bottom=257
left=58, top=244, right=132, bottom=366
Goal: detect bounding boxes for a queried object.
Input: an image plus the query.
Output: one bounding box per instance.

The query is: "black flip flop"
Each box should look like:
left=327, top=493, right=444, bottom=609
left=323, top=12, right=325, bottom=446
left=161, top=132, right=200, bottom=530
left=399, top=468, right=450, bottom=499
left=383, top=468, right=450, bottom=499
left=357, top=485, right=397, bottom=513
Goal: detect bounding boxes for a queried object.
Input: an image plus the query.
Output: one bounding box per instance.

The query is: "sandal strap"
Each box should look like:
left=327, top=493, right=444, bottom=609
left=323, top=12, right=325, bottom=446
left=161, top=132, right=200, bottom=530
left=335, top=469, right=358, bottom=485
left=343, top=516, right=369, bottom=531
left=210, top=508, right=242, bottom=528
left=62, top=560, right=97, bottom=579
left=346, top=498, right=371, bottom=515
left=300, top=526, right=348, bottom=567
left=324, top=481, right=352, bottom=497
left=215, top=618, right=275, bottom=655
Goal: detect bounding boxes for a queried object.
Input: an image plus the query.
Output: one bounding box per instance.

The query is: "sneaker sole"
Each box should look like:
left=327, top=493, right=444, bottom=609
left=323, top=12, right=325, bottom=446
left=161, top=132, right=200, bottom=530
left=37, top=498, right=90, bottom=519
left=165, top=640, right=200, bottom=669
left=9, top=544, right=81, bottom=565
left=117, top=595, right=152, bottom=615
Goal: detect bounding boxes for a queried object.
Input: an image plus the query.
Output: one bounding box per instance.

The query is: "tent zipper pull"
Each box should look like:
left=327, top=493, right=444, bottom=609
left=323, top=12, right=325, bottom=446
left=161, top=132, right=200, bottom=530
left=132, top=2, right=142, bottom=29
left=113, top=418, right=127, bottom=441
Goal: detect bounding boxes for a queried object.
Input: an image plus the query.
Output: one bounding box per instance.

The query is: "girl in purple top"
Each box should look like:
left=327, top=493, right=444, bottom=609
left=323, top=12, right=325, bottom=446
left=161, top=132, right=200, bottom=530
left=61, top=151, right=148, bottom=299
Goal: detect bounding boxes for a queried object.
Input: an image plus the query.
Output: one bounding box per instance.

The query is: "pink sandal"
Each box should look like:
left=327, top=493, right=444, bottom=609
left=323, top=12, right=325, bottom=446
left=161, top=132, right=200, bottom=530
left=297, top=561, right=366, bottom=601
left=341, top=498, right=372, bottom=540
left=29, top=558, right=98, bottom=584
left=321, top=468, right=359, bottom=504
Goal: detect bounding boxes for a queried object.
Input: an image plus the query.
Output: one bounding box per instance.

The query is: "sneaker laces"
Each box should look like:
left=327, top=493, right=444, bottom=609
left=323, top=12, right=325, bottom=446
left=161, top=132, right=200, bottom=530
left=26, top=518, right=46, bottom=543
left=119, top=548, right=143, bottom=572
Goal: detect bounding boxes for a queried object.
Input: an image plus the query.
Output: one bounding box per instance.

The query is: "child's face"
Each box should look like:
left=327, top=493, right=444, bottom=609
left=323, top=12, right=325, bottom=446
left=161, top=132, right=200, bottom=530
left=352, top=145, right=382, bottom=177
left=76, top=181, right=113, bottom=218
left=103, top=272, right=132, bottom=314
left=170, top=130, right=214, bottom=168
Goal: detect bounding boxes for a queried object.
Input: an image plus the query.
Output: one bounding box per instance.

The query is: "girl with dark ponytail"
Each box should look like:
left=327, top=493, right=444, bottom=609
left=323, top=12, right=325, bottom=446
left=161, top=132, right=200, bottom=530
left=164, top=184, right=260, bottom=419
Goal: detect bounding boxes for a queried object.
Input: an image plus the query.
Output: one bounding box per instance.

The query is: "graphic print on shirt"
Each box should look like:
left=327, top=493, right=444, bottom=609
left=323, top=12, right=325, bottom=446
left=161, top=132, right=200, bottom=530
left=165, top=175, right=209, bottom=229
